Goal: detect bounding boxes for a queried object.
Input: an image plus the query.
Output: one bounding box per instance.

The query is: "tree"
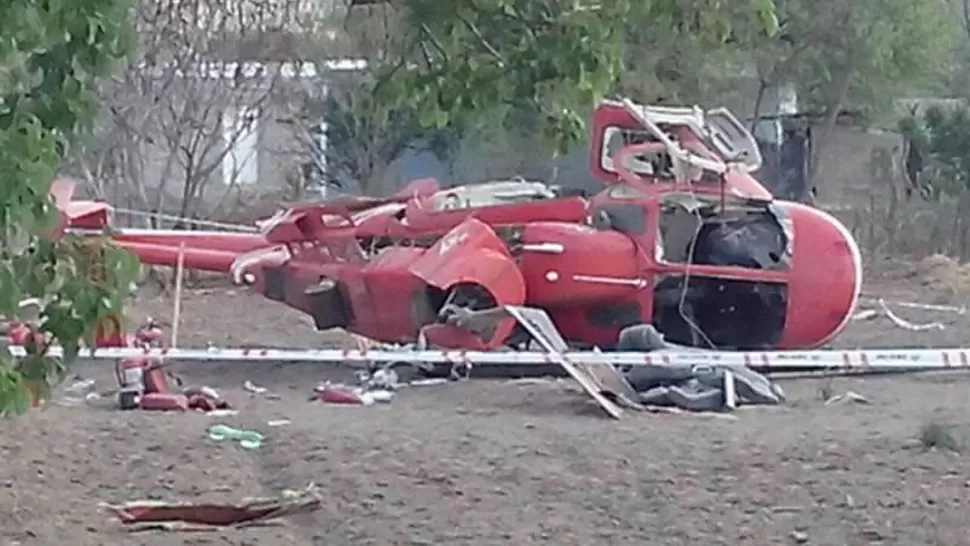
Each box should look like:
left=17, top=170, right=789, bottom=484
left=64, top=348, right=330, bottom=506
left=619, top=4, right=762, bottom=108
left=0, top=0, right=141, bottom=413
left=277, top=4, right=462, bottom=196
left=367, top=0, right=779, bottom=156
left=299, top=90, right=448, bottom=196
left=65, top=0, right=306, bottom=226
left=899, top=104, right=970, bottom=198
left=748, top=0, right=956, bottom=197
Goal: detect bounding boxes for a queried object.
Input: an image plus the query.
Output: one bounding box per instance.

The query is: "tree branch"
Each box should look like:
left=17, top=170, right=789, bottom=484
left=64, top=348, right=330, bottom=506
left=454, top=12, right=506, bottom=67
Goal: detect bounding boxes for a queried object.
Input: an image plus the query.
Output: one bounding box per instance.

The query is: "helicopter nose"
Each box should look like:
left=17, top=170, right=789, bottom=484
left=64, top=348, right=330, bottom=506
left=778, top=202, right=862, bottom=349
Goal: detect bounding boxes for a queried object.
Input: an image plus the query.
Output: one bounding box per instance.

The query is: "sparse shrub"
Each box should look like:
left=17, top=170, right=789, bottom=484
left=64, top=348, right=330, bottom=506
left=919, top=421, right=966, bottom=451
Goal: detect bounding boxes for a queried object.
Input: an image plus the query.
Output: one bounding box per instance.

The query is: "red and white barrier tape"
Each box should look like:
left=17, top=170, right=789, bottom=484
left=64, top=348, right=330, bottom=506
left=6, top=344, right=970, bottom=371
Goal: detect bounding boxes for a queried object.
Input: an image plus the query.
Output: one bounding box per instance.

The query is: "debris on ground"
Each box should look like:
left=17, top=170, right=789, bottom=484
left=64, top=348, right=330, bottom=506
left=505, top=377, right=559, bottom=386
left=410, top=378, right=449, bottom=387
left=243, top=380, right=268, bottom=395
left=208, top=424, right=264, bottom=449
left=640, top=405, right=741, bottom=421
left=64, top=378, right=96, bottom=396
left=859, top=295, right=966, bottom=315
left=105, top=484, right=321, bottom=531
left=880, top=300, right=945, bottom=331
left=627, top=360, right=784, bottom=411
left=133, top=386, right=231, bottom=413
left=55, top=377, right=101, bottom=407
left=356, top=367, right=400, bottom=390
left=506, top=306, right=634, bottom=419
left=141, top=393, right=189, bottom=411
left=823, top=390, right=871, bottom=406
left=312, top=383, right=394, bottom=406
left=616, top=324, right=785, bottom=413
left=853, top=299, right=947, bottom=331
left=852, top=309, right=880, bottom=321
left=108, top=318, right=234, bottom=413
left=449, top=361, right=473, bottom=381
left=185, top=386, right=231, bottom=412
left=308, top=359, right=454, bottom=407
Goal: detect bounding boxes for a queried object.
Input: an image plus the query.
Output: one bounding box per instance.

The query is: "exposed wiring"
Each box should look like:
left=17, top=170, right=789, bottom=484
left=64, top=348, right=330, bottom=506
left=674, top=181, right=718, bottom=350
left=618, top=133, right=717, bottom=349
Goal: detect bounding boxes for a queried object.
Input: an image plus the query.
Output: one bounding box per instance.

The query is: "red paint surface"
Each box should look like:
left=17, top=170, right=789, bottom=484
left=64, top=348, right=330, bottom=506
left=45, top=99, right=863, bottom=352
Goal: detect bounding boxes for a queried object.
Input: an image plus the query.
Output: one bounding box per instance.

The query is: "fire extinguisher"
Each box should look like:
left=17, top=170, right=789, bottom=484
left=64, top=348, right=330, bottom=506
left=116, top=358, right=146, bottom=410
left=134, top=317, right=164, bottom=346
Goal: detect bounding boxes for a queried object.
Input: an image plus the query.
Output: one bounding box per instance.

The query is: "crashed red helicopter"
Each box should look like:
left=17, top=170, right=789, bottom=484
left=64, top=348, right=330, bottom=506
left=55, top=97, right=862, bottom=353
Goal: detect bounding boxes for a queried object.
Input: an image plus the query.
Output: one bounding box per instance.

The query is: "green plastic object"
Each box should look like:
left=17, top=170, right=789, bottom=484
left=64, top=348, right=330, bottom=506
left=208, top=424, right=264, bottom=450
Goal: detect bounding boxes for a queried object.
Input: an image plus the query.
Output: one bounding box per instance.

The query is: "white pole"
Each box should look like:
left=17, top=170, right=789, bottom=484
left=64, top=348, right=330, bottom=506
left=171, top=242, right=185, bottom=348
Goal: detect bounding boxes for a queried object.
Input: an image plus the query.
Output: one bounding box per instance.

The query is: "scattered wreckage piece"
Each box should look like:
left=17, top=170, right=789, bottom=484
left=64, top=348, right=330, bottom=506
left=312, top=382, right=394, bottom=406
left=503, top=305, right=636, bottom=418
left=312, top=307, right=773, bottom=416
left=113, top=320, right=231, bottom=412
left=208, top=424, right=264, bottom=449
left=616, top=323, right=783, bottom=411
left=878, top=299, right=945, bottom=331
left=629, top=362, right=782, bottom=411
left=858, top=295, right=966, bottom=315
left=852, top=298, right=948, bottom=331
left=105, top=484, right=321, bottom=532
left=823, top=390, right=870, bottom=406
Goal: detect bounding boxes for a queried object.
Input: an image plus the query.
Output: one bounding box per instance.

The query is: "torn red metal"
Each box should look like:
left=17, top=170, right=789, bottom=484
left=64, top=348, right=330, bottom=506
left=107, top=485, right=321, bottom=532
left=52, top=97, right=861, bottom=354
left=314, top=384, right=366, bottom=405
left=409, top=218, right=525, bottom=348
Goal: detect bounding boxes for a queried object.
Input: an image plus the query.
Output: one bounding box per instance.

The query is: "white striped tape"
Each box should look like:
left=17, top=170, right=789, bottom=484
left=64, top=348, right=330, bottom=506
left=5, top=344, right=970, bottom=371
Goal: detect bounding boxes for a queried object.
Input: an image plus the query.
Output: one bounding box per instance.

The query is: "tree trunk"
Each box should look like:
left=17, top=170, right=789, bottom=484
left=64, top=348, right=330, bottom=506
left=805, top=65, right=854, bottom=203
left=750, top=79, right=769, bottom=134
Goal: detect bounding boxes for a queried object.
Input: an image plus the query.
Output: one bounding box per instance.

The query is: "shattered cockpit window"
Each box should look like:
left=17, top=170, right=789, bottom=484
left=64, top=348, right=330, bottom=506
left=658, top=196, right=792, bottom=270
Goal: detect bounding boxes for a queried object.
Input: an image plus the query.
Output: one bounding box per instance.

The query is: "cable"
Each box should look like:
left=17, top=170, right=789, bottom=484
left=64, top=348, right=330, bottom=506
left=675, top=197, right=718, bottom=350
left=672, top=163, right=718, bottom=350
left=113, top=207, right=258, bottom=232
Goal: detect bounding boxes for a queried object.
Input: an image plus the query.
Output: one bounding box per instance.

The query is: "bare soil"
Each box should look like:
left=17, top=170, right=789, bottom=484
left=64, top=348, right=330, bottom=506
left=4, top=262, right=970, bottom=546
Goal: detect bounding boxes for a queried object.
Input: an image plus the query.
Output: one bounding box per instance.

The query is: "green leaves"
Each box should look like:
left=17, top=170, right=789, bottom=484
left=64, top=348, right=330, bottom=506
left=417, top=106, right=450, bottom=130
left=0, top=262, right=22, bottom=317
left=373, top=0, right=780, bottom=155
left=0, top=370, right=32, bottom=417
left=768, top=0, right=955, bottom=118
left=755, top=0, right=780, bottom=37
left=903, top=104, right=970, bottom=198
left=0, top=0, right=137, bottom=416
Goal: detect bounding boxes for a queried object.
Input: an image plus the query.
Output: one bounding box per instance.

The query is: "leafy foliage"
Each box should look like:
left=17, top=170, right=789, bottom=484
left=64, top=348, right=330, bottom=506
left=0, top=0, right=140, bottom=414
left=369, top=0, right=779, bottom=156
left=900, top=104, right=970, bottom=197
left=763, top=0, right=955, bottom=117
left=310, top=86, right=462, bottom=195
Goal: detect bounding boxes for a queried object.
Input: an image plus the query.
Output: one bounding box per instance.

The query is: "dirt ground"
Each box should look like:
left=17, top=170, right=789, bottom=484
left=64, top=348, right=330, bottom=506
left=5, top=259, right=970, bottom=545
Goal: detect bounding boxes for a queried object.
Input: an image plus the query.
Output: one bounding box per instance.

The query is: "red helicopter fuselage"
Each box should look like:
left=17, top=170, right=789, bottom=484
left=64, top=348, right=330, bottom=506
left=55, top=98, right=862, bottom=352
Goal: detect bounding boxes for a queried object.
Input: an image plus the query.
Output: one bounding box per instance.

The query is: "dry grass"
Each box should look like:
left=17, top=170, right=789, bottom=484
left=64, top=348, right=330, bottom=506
left=837, top=187, right=970, bottom=265
left=907, top=254, right=970, bottom=295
